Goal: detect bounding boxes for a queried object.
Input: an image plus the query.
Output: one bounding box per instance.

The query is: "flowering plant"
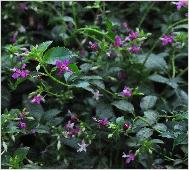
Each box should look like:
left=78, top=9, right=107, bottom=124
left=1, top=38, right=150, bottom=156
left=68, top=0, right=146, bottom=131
left=1, top=1, right=188, bottom=169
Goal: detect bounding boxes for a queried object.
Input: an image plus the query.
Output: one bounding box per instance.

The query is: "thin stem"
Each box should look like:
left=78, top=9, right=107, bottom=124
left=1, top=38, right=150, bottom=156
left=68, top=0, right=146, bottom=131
left=171, top=49, right=176, bottom=78
left=138, top=2, right=155, bottom=28
left=177, top=67, right=188, bottom=77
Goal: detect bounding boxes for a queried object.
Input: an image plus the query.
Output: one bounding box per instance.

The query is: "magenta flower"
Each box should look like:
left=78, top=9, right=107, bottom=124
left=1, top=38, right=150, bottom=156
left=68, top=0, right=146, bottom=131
left=128, top=45, right=141, bottom=53
left=113, top=35, right=122, bottom=47
left=89, top=41, right=98, bottom=50
left=99, top=118, right=109, bottom=126
left=11, top=66, right=29, bottom=79
left=92, top=90, right=103, bottom=100
left=121, top=86, right=132, bottom=97
left=64, top=121, right=75, bottom=129
left=128, top=31, right=139, bottom=40
left=175, top=0, right=188, bottom=10
left=18, top=121, right=27, bottom=129
left=55, top=59, right=71, bottom=76
left=160, top=34, right=174, bottom=46
left=123, top=122, right=131, bottom=130
left=31, top=95, right=43, bottom=105
left=122, top=151, right=136, bottom=164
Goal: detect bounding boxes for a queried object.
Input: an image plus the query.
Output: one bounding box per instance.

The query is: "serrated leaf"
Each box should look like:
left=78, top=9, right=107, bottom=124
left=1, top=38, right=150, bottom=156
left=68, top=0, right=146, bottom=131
left=144, top=110, right=158, bottom=125
left=43, top=47, right=77, bottom=65
left=136, top=127, right=153, bottom=141
left=140, top=96, right=157, bottom=110
left=112, top=100, right=134, bottom=113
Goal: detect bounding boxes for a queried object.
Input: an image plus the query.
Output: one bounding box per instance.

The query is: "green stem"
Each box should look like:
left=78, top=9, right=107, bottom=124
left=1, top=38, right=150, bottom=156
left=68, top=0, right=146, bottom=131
left=177, top=67, right=188, bottom=77
left=171, top=49, right=176, bottom=78
left=138, top=2, right=155, bottom=28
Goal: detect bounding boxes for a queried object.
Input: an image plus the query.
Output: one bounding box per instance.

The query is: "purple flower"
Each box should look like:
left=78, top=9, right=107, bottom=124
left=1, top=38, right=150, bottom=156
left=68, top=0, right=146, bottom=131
left=175, top=0, right=188, bottom=10
left=17, top=57, right=24, bottom=62
left=113, top=35, right=122, bottom=47
left=128, top=45, right=141, bottom=53
left=77, top=140, right=89, bottom=152
left=55, top=59, right=71, bottom=76
left=31, top=95, right=43, bottom=105
left=185, top=13, right=188, bottom=17
left=99, top=118, right=109, bottom=126
left=64, top=121, right=75, bottom=129
left=128, top=31, right=139, bottom=40
left=10, top=32, right=18, bottom=44
left=18, top=121, right=27, bottom=129
left=89, top=41, right=98, bottom=50
left=19, top=3, right=28, bottom=12
left=121, top=86, right=132, bottom=97
left=20, top=70, right=29, bottom=78
left=11, top=65, right=29, bottom=79
left=122, top=151, right=136, bottom=164
left=92, top=90, right=103, bottom=100
left=160, top=34, right=174, bottom=46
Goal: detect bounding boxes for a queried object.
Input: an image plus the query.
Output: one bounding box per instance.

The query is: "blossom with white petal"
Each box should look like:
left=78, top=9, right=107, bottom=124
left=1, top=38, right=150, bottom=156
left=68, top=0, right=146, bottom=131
left=77, top=140, right=89, bottom=152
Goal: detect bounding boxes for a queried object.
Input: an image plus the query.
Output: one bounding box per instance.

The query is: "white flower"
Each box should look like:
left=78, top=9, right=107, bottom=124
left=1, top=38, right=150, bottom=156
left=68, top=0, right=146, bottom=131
left=77, top=139, right=89, bottom=152
left=92, top=90, right=103, bottom=100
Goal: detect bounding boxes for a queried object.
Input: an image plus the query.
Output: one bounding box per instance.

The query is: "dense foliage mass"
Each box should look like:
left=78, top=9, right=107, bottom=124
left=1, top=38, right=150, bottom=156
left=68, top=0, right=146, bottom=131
left=1, top=1, right=188, bottom=169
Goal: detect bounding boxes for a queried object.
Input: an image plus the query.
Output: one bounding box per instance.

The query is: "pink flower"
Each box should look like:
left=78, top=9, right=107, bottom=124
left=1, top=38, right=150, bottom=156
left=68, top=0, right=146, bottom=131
left=121, top=86, right=132, bottom=97
left=113, top=35, right=122, bottom=47
left=55, top=59, right=71, bottom=76
left=31, top=95, right=43, bottom=105
left=160, top=34, right=174, bottom=46
left=99, top=118, right=109, bottom=126
left=175, top=0, right=188, bottom=10
left=89, top=41, right=98, bottom=50
left=122, top=151, right=136, bottom=164
left=123, top=122, right=131, bottom=130
left=128, top=45, right=141, bottom=53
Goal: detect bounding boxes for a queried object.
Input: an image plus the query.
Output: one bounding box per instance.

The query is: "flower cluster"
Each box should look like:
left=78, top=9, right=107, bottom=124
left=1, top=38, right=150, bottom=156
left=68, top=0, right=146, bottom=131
left=64, top=120, right=80, bottom=138
left=175, top=0, right=188, bottom=10
left=122, top=151, right=136, bottom=164
left=17, top=110, right=28, bottom=129
left=160, top=34, right=174, bottom=46
left=31, top=94, right=43, bottom=105
left=93, top=117, right=109, bottom=127
left=11, top=64, right=29, bottom=79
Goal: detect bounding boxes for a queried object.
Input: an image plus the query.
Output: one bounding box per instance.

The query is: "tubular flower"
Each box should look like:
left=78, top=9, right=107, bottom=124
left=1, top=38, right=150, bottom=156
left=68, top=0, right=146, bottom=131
left=99, top=118, right=109, bottom=126
left=113, top=35, right=122, bottom=47
left=122, top=151, right=136, bottom=164
left=31, top=95, right=43, bottom=105
left=89, top=41, right=98, bottom=50
left=11, top=65, right=29, bottom=79
left=128, top=31, right=139, bottom=40
left=128, top=45, right=141, bottom=53
left=18, top=121, right=27, bottom=129
left=175, top=0, right=188, bottom=10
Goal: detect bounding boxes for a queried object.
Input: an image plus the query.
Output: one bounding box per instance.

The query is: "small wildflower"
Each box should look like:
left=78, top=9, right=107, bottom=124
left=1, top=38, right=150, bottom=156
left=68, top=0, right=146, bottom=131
left=89, top=41, right=98, bottom=50
left=128, top=31, right=139, bottom=40
left=128, top=45, right=141, bottom=53
left=65, top=120, right=75, bottom=129
left=77, top=140, right=89, bottom=152
left=175, top=0, right=188, bottom=10
left=31, top=95, right=43, bottom=105
left=121, top=86, right=132, bottom=97
left=160, top=34, right=174, bottom=46
left=18, top=121, right=27, bottom=129
left=113, top=35, right=122, bottom=47
left=55, top=59, right=71, bottom=76
left=92, top=90, right=103, bottom=101
left=122, top=151, right=136, bottom=164
left=99, top=118, right=109, bottom=126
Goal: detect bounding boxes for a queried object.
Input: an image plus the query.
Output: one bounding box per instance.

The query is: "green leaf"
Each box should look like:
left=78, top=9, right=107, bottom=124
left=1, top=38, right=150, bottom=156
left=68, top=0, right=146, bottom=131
left=43, top=47, right=77, bottom=65
left=144, top=110, right=158, bottom=125
left=136, top=127, right=153, bottom=141
left=43, top=109, right=61, bottom=121
left=140, top=96, right=157, bottom=110
left=63, top=16, right=76, bottom=25
left=112, top=100, right=134, bottom=113
left=148, top=74, right=169, bottom=84
left=74, top=81, right=93, bottom=92
left=116, top=116, right=125, bottom=126
left=151, top=139, right=164, bottom=144
left=68, top=63, right=80, bottom=73
left=96, top=102, right=113, bottom=119
left=37, top=41, right=53, bottom=55
left=153, top=123, right=167, bottom=132
left=61, top=138, right=80, bottom=149
left=35, top=125, right=49, bottom=134
left=173, top=133, right=188, bottom=147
